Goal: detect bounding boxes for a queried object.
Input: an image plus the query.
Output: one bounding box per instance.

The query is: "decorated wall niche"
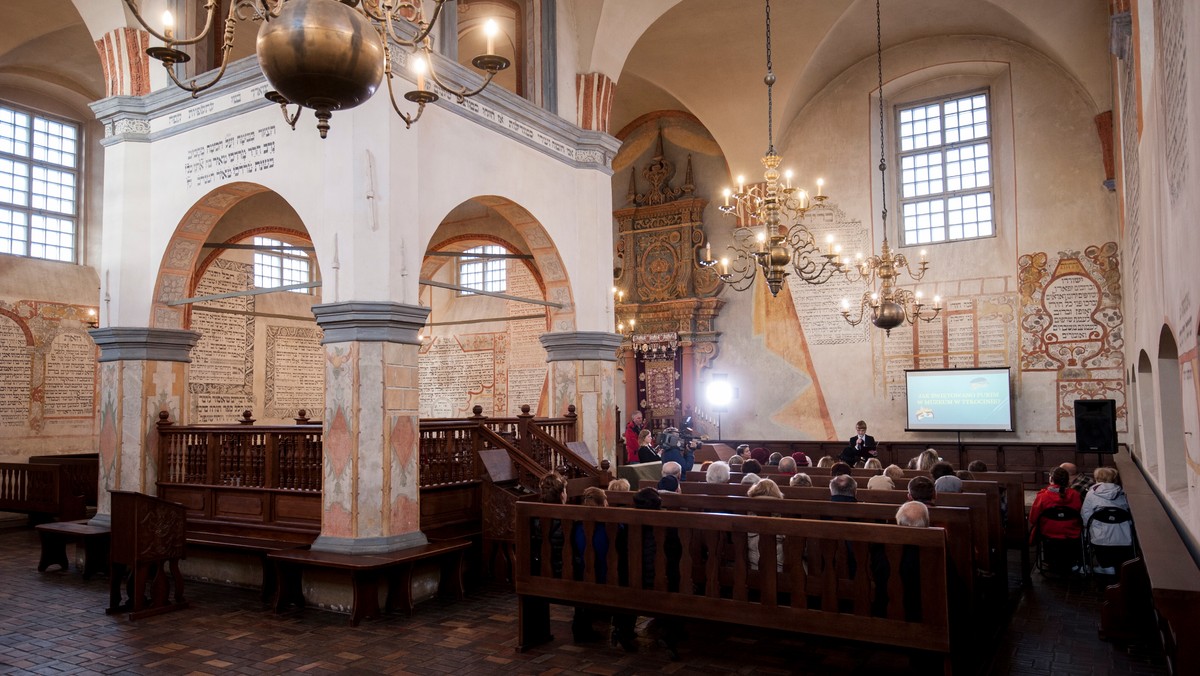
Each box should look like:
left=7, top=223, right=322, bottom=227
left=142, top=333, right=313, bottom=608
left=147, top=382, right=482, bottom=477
left=1018, top=242, right=1126, bottom=433
left=0, top=300, right=97, bottom=460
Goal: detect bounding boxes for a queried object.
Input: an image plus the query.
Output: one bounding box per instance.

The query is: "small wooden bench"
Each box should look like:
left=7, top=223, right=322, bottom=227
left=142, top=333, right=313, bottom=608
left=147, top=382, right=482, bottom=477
left=186, top=531, right=314, bottom=600
left=35, top=520, right=110, bottom=579
left=270, top=538, right=472, bottom=626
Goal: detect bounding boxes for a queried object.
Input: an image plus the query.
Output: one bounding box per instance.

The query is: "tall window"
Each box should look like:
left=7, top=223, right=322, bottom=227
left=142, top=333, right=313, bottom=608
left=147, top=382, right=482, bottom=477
left=253, top=236, right=311, bottom=292
left=898, top=91, right=993, bottom=245
left=0, top=104, right=80, bottom=262
left=458, top=245, right=507, bottom=295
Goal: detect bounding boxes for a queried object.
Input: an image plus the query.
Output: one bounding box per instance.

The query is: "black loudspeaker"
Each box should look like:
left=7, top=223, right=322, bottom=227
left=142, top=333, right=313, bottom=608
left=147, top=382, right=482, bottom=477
left=1074, top=399, right=1117, bottom=453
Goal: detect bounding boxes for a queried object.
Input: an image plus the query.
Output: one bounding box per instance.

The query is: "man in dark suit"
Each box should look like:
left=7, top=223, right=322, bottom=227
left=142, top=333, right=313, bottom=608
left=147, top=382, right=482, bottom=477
left=839, top=420, right=878, bottom=466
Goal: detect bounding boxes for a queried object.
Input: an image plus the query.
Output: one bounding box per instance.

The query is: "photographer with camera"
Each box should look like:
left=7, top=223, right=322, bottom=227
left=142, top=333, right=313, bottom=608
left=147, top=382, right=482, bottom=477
left=658, top=426, right=696, bottom=475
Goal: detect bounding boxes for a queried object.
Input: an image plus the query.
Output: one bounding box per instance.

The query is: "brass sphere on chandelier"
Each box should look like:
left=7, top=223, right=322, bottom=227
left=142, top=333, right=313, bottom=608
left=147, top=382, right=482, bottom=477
left=257, top=0, right=385, bottom=138
left=871, top=300, right=907, bottom=333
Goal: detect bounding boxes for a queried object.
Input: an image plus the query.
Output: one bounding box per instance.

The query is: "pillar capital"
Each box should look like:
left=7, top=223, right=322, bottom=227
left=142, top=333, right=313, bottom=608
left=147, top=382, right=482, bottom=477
left=89, top=327, right=200, bottom=362
left=540, top=331, right=623, bottom=362
left=312, top=301, right=430, bottom=344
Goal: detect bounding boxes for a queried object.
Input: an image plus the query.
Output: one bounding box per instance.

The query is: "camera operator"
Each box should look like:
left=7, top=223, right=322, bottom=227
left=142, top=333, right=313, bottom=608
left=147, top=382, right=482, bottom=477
left=658, top=426, right=696, bottom=475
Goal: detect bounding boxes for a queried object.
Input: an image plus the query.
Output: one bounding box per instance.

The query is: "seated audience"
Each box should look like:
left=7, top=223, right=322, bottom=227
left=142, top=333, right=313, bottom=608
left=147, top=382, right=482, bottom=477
left=531, top=473, right=567, bottom=578
left=864, top=457, right=883, bottom=471
left=662, top=461, right=682, bottom=482
left=607, top=478, right=631, bottom=492
left=741, top=472, right=762, bottom=485
left=750, top=447, right=771, bottom=465
left=907, top=476, right=936, bottom=505
left=956, top=470, right=974, bottom=481
left=866, top=473, right=895, bottom=490
left=933, top=475, right=963, bottom=494
left=1060, top=462, right=1095, bottom=495
left=884, top=464, right=905, bottom=484
left=657, top=475, right=680, bottom=493
left=777, top=456, right=797, bottom=474
left=1080, top=467, right=1134, bottom=574
left=735, top=444, right=751, bottom=461
left=930, top=461, right=955, bottom=480
left=746, top=479, right=785, bottom=572
left=767, top=452, right=783, bottom=466
left=895, top=500, right=930, bottom=528
left=571, top=487, right=612, bottom=641
left=728, top=455, right=745, bottom=470
left=622, top=487, right=682, bottom=658
left=829, top=474, right=858, bottom=502
left=790, top=451, right=812, bottom=467
left=830, top=462, right=853, bottom=477
left=815, top=455, right=835, bottom=469
left=789, top=472, right=813, bottom=487
left=1028, top=466, right=1084, bottom=574
left=636, top=429, right=660, bottom=463
left=742, top=459, right=763, bottom=475
left=906, top=456, right=919, bottom=470
left=966, top=460, right=988, bottom=473
left=916, top=448, right=940, bottom=471
left=705, top=461, right=731, bottom=484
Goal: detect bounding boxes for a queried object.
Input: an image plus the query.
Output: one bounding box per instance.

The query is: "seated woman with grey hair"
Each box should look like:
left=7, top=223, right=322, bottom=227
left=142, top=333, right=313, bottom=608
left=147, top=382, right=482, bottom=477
left=740, top=472, right=761, bottom=485
left=705, top=461, right=731, bottom=484
left=789, top=472, right=812, bottom=487
left=746, top=479, right=785, bottom=571
left=728, top=454, right=745, bottom=469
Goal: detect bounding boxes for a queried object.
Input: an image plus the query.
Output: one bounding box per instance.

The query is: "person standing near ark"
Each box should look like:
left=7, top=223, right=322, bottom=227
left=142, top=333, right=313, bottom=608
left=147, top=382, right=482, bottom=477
left=839, top=420, right=878, bottom=466
left=624, top=411, right=644, bottom=464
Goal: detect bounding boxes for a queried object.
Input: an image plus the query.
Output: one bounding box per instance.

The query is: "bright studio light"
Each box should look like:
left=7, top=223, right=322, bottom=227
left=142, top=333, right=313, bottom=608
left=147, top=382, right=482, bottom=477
left=706, top=379, right=733, bottom=408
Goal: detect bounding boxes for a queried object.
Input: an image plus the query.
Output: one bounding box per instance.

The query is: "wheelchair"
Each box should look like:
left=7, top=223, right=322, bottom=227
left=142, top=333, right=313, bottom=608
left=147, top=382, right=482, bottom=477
left=1082, top=506, right=1136, bottom=576
left=1032, top=504, right=1083, bottom=576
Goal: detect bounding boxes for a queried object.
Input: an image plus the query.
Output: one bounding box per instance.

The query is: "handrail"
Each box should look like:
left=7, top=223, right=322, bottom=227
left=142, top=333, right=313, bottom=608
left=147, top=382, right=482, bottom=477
left=523, top=422, right=605, bottom=482
left=476, top=424, right=548, bottom=491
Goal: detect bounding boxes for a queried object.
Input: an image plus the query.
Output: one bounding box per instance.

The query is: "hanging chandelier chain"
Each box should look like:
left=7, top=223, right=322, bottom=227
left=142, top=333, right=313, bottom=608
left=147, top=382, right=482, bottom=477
left=876, top=0, right=887, bottom=227
left=765, top=0, right=775, bottom=155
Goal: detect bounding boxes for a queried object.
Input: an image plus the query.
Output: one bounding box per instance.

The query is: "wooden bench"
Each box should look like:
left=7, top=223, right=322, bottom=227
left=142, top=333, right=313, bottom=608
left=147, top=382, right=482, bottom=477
left=1105, top=449, right=1200, bottom=674
left=516, top=501, right=956, bottom=674
left=0, top=462, right=86, bottom=523
left=35, top=519, right=110, bottom=579
left=185, top=528, right=315, bottom=600
left=270, top=538, right=472, bottom=626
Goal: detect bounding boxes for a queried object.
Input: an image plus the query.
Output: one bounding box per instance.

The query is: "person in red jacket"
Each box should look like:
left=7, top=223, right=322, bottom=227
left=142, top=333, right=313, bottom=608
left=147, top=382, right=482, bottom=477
left=624, top=411, right=644, bottom=463
left=1028, top=466, right=1084, bottom=573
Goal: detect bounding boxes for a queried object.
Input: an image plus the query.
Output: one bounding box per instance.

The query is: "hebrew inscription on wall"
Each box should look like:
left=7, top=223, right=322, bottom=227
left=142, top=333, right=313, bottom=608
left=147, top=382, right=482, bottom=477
left=0, top=315, right=32, bottom=429
left=43, top=332, right=95, bottom=418
left=184, top=125, right=278, bottom=190
left=877, top=294, right=1018, bottom=400
left=1018, top=243, right=1126, bottom=431
left=504, top=262, right=549, bottom=412
left=189, top=258, right=255, bottom=422
left=264, top=326, right=324, bottom=418
left=790, top=202, right=870, bottom=345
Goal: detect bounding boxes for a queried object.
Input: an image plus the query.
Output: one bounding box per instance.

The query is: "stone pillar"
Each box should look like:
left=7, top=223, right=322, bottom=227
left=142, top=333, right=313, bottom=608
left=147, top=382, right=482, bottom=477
left=94, top=27, right=152, bottom=97
left=576, top=72, right=616, bottom=133
left=89, top=328, right=200, bottom=526
left=311, top=301, right=430, bottom=554
left=540, top=331, right=624, bottom=465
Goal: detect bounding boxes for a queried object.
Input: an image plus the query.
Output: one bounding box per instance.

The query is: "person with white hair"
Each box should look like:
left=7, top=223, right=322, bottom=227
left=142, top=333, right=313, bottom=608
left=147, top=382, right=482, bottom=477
left=777, top=456, right=797, bottom=474
left=740, top=472, right=761, bottom=485
left=662, top=461, right=682, bottom=481
left=829, top=475, right=858, bottom=502
left=705, top=461, right=731, bottom=484
left=895, top=501, right=930, bottom=528
left=789, top=473, right=812, bottom=487
left=934, top=475, right=963, bottom=494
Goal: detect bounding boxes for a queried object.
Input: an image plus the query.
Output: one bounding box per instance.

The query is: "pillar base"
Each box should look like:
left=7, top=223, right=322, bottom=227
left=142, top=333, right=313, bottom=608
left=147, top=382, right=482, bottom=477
left=310, top=531, right=429, bottom=555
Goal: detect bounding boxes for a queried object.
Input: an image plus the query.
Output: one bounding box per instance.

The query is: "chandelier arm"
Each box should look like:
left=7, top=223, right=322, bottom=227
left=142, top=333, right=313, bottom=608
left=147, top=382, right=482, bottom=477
left=122, top=0, right=223, bottom=47
left=162, top=43, right=235, bottom=96
left=235, top=0, right=284, bottom=22
left=422, top=47, right=502, bottom=102
left=382, top=70, right=427, bottom=129
left=374, top=0, right=447, bottom=48
left=840, top=294, right=871, bottom=327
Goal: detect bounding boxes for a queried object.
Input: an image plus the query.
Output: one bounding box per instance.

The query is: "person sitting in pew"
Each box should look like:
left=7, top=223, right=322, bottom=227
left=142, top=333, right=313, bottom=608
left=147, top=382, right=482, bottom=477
left=742, top=459, right=763, bottom=475
left=767, top=452, right=783, bottom=466
left=750, top=447, right=771, bottom=465
left=661, top=461, right=682, bottom=484
left=1029, top=466, right=1084, bottom=575
left=531, top=472, right=568, bottom=577
left=864, top=457, right=883, bottom=471
left=789, top=472, right=813, bottom=487
left=907, top=476, right=936, bottom=506
left=636, top=429, right=660, bottom=464
left=619, top=488, right=683, bottom=659
left=934, top=475, right=963, bottom=494
left=705, top=461, right=731, bottom=484
left=1080, top=467, right=1134, bottom=575
left=885, top=464, right=905, bottom=484
left=956, top=470, right=974, bottom=481
left=915, top=448, right=940, bottom=471
left=930, top=461, right=955, bottom=481
left=741, top=473, right=762, bottom=486
left=608, top=478, right=631, bottom=492
left=1060, top=462, right=1095, bottom=495
left=896, top=500, right=930, bottom=528
left=571, top=487, right=614, bottom=642
left=830, top=462, right=853, bottom=478
left=729, top=455, right=745, bottom=470
left=967, top=460, right=988, bottom=473
left=777, top=456, right=797, bottom=475
left=657, top=475, right=680, bottom=493
left=735, top=444, right=752, bottom=461
left=815, top=455, right=835, bottom=469
left=829, top=475, right=858, bottom=502
left=746, top=479, right=785, bottom=572
left=790, top=451, right=812, bottom=467
left=866, top=472, right=895, bottom=490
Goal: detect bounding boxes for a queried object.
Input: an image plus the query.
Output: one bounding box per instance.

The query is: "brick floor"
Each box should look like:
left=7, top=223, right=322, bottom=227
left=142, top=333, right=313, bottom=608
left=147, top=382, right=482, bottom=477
left=0, top=527, right=1167, bottom=675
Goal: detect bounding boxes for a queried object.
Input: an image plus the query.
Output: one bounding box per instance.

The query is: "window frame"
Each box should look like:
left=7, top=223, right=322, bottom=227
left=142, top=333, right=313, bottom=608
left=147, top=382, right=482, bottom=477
left=251, top=236, right=313, bottom=293
left=457, top=244, right=508, bottom=296
left=0, top=100, right=82, bottom=263
left=895, top=88, right=995, bottom=247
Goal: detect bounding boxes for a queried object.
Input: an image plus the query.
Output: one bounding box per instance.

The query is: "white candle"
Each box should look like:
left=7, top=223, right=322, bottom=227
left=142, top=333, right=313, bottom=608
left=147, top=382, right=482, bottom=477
left=705, top=242, right=712, bottom=261
left=484, top=19, right=498, bottom=55
left=163, top=10, right=175, bottom=40
left=723, top=188, right=731, bottom=207
left=816, top=178, right=825, bottom=197
left=413, top=56, right=427, bottom=90
left=720, top=257, right=729, bottom=276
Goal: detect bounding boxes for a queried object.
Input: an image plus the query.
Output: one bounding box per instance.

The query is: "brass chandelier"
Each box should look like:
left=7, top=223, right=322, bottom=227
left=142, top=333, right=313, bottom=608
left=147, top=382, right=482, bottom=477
left=839, top=0, right=940, bottom=335
left=699, top=0, right=846, bottom=297
left=122, top=0, right=510, bottom=138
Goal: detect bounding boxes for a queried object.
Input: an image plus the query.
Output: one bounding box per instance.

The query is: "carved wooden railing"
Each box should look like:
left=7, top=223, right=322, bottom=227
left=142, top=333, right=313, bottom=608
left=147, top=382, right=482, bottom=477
left=156, top=411, right=323, bottom=493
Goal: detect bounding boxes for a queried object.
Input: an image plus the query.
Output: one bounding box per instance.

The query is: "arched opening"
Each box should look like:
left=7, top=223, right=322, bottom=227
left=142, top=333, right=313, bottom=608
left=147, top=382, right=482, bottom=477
left=1158, top=326, right=1187, bottom=495
left=153, top=184, right=322, bottom=425
left=418, top=197, right=572, bottom=418
left=1137, top=350, right=1158, bottom=474
left=1127, top=366, right=1139, bottom=461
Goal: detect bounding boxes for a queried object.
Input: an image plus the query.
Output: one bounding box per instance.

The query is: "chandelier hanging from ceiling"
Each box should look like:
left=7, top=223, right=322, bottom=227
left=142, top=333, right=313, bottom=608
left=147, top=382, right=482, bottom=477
left=839, top=0, right=941, bottom=335
left=122, top=0, right=510, bottom=138
left=699, top=0, right=846, bottom=298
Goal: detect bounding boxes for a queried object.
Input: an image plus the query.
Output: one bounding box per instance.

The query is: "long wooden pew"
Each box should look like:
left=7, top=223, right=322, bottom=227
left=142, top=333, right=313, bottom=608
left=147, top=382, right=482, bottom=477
left=516, top=501, right=956, bottom=674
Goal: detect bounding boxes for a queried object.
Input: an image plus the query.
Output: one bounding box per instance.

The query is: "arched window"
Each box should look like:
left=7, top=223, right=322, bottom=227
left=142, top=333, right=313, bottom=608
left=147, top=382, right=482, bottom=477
left=458, top=244, right=508, bottom=295
left=1137, top=350, right=1158, bottom=474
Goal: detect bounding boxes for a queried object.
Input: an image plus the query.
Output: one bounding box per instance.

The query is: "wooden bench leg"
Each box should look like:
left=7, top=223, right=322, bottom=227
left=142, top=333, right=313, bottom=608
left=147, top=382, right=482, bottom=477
left=349, top=571, right=381, bottom=627
left=259, top=553, right=275, bottom=603
left=273, top=561, right=304, bottom=613
left=82, top=534, right=109, bottom=580
left=438, top=550, right=466, bottom=601
left=384, top=565, right=416, bottom=615
left=517, top=595, right=553, bottom=652
left=37, top=531, right=70, bottom=573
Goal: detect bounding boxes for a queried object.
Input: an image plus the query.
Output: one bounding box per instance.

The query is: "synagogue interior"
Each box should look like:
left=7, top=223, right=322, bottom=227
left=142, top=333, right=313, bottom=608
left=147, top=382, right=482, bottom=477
left=0, top=1, right=1197, bottom=674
